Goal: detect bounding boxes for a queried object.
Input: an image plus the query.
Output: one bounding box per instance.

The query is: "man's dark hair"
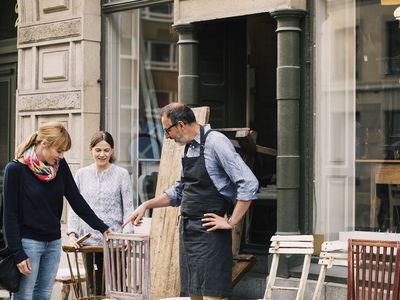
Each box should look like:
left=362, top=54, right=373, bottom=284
left=160, top=103, right=196, bottom=124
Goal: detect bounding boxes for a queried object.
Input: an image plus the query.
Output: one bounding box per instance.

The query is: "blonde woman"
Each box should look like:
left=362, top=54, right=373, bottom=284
left=3, top=122, right=111, bottom=300
left=67, top=131, right=134, bottom=295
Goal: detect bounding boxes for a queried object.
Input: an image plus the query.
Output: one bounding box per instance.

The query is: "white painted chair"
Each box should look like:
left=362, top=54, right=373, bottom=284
left=311, top=240, right=347, bottom=300
left=262, top=235, right=314, bottom=300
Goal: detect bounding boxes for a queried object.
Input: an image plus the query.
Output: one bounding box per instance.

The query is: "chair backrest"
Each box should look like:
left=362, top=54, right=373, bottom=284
left=348, top=239, right=400, bottom=300
left=62, top=245, right=104, bottom=299
left=312, top=240, right=347, bottom=300
left=319, top=240, right=348, bottom=268
left=103, top=233, right=150, bottom=300
left=269, top=235, right=314, bottom=255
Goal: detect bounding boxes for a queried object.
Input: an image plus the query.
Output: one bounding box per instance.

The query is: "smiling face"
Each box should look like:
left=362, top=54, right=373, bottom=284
left=91, top=140, right=113, bottom=169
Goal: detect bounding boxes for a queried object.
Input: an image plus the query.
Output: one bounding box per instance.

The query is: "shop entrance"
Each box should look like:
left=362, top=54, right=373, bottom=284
left=0, top=0, right=17, bottom=193
left=197, top=14, right=277, bottom=252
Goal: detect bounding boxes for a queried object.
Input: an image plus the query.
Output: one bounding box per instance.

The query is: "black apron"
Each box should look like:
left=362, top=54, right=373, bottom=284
left=179, top=126, right=232, bottom=298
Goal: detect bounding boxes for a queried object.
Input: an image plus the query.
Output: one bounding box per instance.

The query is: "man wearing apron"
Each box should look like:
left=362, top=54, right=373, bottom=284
left=123, top=103, right=258, bottom=300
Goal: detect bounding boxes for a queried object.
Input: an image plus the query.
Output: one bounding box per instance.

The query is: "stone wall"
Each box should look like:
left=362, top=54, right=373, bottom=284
left=16, top=0, right=102, bottom=221
left=16, top=0, right=101, bottom=167
left=173, top=0, right=306, bottom=25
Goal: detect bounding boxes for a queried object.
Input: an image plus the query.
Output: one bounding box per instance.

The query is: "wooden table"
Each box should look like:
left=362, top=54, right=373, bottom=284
left=356, top=160, right=400, bottom=230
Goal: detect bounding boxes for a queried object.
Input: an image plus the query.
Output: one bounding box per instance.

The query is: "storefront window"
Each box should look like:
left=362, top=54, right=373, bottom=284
left=316, top=0, right=400, bottom=238
left=104, top=2, right=178, bottom=207
left=355, top=1, right=400, bottom=233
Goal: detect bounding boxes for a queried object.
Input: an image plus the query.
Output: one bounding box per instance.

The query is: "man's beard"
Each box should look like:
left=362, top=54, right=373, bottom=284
left=174, top=134, right=190, bottom=146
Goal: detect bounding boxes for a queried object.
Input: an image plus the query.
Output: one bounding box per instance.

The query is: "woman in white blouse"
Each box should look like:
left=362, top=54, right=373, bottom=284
left=67, top=131, right=134, bottom=295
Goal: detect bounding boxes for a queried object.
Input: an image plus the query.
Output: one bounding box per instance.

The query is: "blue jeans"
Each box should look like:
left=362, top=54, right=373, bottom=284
left=12, top=238, right=61, bottom=300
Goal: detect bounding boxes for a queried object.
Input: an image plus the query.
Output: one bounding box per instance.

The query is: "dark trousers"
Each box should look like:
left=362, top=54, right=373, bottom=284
left=84, top=252, right=104, bottom=296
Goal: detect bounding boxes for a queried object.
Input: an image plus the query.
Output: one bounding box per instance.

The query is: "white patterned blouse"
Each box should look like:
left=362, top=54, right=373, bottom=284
left=67, top=163, right=135, bottom=245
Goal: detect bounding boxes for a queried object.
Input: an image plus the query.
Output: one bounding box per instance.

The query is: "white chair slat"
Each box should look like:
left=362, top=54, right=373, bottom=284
left=269, top=248, right=314, bottom=255
left=321, top=241, right=347, bottom=251
left=270, top=241, right=313, bottom=248
left=318, top=258, right=347, bottom=267
left=319, top=252, right=347, bottom=259
left=270, top=235, right=314, bottom=242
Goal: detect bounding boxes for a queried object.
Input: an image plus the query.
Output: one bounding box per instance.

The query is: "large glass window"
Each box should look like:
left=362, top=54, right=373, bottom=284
left=104, top=2, right=178, bottom=207
left=316, top=0, right=400, bottom=238
left=355, top=1, right=400, bottom=233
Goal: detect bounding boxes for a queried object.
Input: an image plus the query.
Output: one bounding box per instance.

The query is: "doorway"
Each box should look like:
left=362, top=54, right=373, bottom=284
left=196, top=14, right=277, bottom=252
left=0, top=0, right=17, bottom=192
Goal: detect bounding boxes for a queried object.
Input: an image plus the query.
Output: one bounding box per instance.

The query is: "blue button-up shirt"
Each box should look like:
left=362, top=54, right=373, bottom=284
left=165, top=125, right=259, bottom=206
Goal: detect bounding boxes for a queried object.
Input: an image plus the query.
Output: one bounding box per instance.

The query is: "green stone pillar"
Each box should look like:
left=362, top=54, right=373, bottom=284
left=174, top=24, right=199, bottom=106
left=271, top=9, right=306, bottom=235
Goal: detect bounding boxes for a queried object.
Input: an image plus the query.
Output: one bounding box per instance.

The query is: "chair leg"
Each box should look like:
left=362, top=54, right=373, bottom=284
left=312, top=265, right=327, bottom=300
left=264, top=254, right=279, bottom=300
left=296, top=254, right=311, bottom=300
left=61, top=283, right=71, bottom=300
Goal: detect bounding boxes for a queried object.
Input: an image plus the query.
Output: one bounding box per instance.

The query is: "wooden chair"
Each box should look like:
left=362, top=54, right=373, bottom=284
left=312, top=240, right=347, bottom=300
left=62, top=245, right=105, bottom=300
left=55, top=264, right=86, bottom=300
left=103, top=232, right=150, bottom=300
left=371, top=164, right=400, bottom=231
left=348, top=239, right=400, bottom=300
left=262, top=235, right=314, bottom=300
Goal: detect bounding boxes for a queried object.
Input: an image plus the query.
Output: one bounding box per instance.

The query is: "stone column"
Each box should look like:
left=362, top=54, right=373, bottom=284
left=270, top=9, right=306, bottom=235
left=173, top=24, right=199, bottom=106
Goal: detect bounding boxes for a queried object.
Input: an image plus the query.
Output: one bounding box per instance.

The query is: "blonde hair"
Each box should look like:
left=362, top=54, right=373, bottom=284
left=15, top=122, right=72, bottom=159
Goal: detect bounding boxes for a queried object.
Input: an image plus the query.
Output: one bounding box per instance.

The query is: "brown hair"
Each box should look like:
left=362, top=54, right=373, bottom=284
left=89, top=131, right=115, bottom=163
left=15, top=122, right=71, bottom=159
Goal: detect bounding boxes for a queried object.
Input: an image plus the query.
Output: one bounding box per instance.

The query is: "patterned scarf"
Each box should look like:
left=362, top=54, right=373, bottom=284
left=22, top=146, right=60, bottom=181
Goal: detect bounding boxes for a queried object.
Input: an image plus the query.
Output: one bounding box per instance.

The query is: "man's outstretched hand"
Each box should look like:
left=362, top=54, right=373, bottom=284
left=123, top=203, right=146, bottom=227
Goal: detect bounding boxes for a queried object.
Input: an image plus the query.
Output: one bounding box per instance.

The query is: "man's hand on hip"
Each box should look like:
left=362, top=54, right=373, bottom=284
left=202, top=213, right=232, bottom=231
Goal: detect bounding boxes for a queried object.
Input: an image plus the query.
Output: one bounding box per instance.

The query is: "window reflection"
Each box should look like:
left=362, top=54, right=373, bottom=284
left=355, top=0, right=400, bottom=232
left=105, top=3, right=178, bottom=208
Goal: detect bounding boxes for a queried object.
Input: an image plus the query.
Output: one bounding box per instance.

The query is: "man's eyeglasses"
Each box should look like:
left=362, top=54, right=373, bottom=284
left=164, top=122, right=178, bottom=135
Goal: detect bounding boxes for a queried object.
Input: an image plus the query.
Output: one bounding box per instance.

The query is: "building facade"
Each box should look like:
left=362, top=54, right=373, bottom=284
left=1, top=0, right=400, bottom=298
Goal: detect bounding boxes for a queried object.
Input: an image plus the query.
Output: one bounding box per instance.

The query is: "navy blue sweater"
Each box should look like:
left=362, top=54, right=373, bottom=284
left=3, top=159, right=109, bottom=263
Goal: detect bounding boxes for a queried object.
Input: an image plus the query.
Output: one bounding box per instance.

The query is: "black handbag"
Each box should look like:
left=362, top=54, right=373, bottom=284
left=0, top=246, right=21, bottom=292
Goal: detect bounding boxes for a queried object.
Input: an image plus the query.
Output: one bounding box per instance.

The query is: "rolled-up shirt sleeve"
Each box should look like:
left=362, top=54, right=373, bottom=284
left=165, top=173, right=184, bottom=207
left=209, top=132, right=259, bottom=201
